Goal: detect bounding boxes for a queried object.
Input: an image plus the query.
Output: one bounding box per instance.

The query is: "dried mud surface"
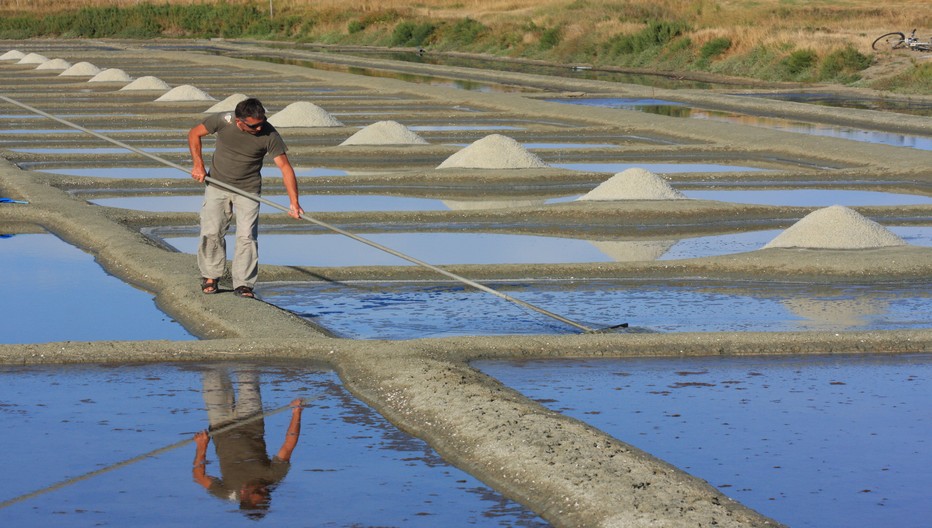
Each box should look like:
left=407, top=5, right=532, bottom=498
left=2, top=38, right=931, bottom=527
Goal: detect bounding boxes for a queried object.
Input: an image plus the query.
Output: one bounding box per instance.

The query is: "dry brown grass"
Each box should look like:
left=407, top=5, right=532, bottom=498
left=6, top=0, right=931, bottom=57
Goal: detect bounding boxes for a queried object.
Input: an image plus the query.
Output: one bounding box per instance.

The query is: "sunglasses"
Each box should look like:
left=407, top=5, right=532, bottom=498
left=239, top=118, right=266, bottom=130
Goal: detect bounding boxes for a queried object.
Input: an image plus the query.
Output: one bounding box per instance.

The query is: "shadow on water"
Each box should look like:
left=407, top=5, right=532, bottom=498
left=0, top=363, right=549, bottom=527
left=473, top=354, right=932, bottom=528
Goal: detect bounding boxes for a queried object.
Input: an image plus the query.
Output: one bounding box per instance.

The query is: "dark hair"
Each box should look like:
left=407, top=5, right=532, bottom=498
left=235, top=98, right=266, bottom=120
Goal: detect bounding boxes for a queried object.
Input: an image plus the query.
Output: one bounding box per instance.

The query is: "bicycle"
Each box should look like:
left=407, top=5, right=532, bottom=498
left=872, top=29, right=932, bottom=51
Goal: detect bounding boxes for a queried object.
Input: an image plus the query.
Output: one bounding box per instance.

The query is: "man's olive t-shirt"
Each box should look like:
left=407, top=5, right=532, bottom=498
left=202, top=112, right=287, bottom=194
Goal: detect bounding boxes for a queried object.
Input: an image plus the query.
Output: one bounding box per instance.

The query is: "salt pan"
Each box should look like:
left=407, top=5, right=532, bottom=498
left=577, top=168, right=686, bottom=201
left=437, top=134, right=548, bottom=169
left=340, top=120, right=428, bottom=145
left=268, top=101, right=343, bottom=127
left=763, top=205, right=906, bottom=249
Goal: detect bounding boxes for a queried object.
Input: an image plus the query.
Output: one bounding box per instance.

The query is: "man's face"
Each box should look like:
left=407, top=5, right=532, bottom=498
left=236, top=116, right=266, bottom=135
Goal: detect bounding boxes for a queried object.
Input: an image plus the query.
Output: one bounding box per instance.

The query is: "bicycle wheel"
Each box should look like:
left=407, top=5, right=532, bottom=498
left=872, top=32, right=906, bottom=50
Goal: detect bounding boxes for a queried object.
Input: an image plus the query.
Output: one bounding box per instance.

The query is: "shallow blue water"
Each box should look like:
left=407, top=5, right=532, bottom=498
left=553, top=162, right=771, bottom=173
left=546, top=98, right=932, bottom=151
left=91, top=193, right=449, bottom=213
left=0, top=363, right=548, bottom=527
left=160, top=227, right=932, bottom=269
left=0, top=233, right=193, bottom=343
left=34, top=166, right=348, bottom=179
left=474, top=354, right=932, bottom=528
left=256, top=279, right=932, bottom=339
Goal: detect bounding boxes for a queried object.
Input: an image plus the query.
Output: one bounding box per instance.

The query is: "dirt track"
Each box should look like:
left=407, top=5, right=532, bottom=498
left=1, top=39, right=931, bottom=527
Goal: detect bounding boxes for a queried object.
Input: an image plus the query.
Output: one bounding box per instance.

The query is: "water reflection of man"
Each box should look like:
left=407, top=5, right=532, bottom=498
left=192, top=369, right=304, bottom=517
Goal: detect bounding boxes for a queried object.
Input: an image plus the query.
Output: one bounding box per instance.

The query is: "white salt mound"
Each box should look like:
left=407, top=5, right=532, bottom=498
left=18, top=53, right=49, bottom=64
left=204, top=94, right=250, bottom=113
left=763, top=205, right=906, bottom=249
left=89, top=68, right=133, bottom=82
left=60, top=62, right=101, bottom=76
left=590, top=240, right=676, bottom=262
left=340, top=120, right=428, bottom=145
left=577, top=168, right=687, bottom=201
left=36, top=58, right=72, bottom=70
left=119, top=76, right=172, bottom=91
left=155, top=85, right=216, bottom=102
left=1, top=50, right=25, bottom=60
left=437, top=134, right=548, bottom=169
left=268, top=101, right=343, bottom=127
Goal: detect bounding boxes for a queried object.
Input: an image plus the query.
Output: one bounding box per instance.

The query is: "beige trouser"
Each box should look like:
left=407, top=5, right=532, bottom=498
left=201, top=368, right=263, bottom=428
left=197, top=184, right=260, bottom=289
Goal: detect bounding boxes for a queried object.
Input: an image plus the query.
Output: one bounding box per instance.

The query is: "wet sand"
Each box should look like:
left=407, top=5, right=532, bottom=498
left=1, top=39, right=931, bottom=527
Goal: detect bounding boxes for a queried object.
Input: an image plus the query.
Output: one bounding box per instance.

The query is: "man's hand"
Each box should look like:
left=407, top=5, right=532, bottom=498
left=194, top=430, right=211, bottom=449
left=288, top=203, right=304, bottom=220
left=191, top=165, right=207, bottom=183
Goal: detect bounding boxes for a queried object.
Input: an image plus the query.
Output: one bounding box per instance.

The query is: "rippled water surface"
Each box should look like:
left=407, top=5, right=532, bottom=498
left=474, top=354, right=932, bottom=528
left=160, top=227, right=932, bottom=269
left=0, top=363, right=548, bottom=527
left=257, top=279, right=932, bottom=338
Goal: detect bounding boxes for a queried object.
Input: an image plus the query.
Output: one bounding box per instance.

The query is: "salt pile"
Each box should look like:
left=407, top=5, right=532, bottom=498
left=35, top=58, right=72, bottom=70
left=17, top=53, right=49, bottom=64
left=204, top=94, right=250, bottom=113
left=268, top=101, right=343, bottom=127
left=1, top=50, right=25, bottom=60
left=763, top=205, right=906, bottom=249
left=437, top=134, right=548, bottom=169
left=577, top=168, right=686, bottom=201
left=340, top=120, right=428, bottom=145
left=154, top=85, right=216, bottom=102
left=89, top=68, right=133, bottom=82
left=60, top=62, right=101, bottom=76
left=119, top=76, right=171, bottom=91
left=590, top=240, right=677, bottom=262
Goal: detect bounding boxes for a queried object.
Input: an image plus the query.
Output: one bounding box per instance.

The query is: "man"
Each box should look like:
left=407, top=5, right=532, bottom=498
left=192, top=368, right=305, bottom=517
left=188, top=97, right=304, bottom=299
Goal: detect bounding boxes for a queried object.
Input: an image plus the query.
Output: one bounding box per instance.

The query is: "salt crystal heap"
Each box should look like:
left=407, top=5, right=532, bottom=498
left=590, top=240, right=677, bottom=262
left=35, top=58, right=72, bottom=70
left=17, top=53, right=49, bottom=64
left=89, top=68, right=133, bottom=82
left=204, top=94, right=250, bottom=113
left=268, top=102, right=343, bottom=127
left=119, top=76, right=171, bottom=91
left=577, top=168, right=687, bottom=201
left=340, top=120, right=428, bottom=145
left=155, top=85, right=215, bottom=102
left=763, top=205, right=906, bottom=249
left=60, top=62, right=101, bottom=76
left=437, top=134, right=548, bottom=169
left=0, top=50, right=25, bottom=60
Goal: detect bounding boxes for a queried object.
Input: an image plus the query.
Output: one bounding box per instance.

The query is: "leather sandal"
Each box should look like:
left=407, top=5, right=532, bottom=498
left=201, top=278, right=219, bottom=294
left=233, top=286, right=255, bottom=299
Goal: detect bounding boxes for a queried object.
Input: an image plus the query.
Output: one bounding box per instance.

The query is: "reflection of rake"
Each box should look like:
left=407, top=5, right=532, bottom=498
left=0, top=397, right=316, bottom=509
left=0, top=95, right=629, bottom=333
